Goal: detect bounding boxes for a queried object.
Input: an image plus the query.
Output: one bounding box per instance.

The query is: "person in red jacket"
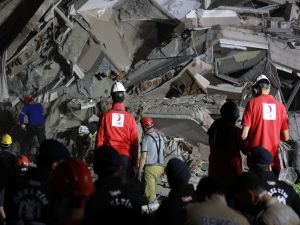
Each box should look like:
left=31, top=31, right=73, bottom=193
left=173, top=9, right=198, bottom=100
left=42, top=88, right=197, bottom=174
left=95, top=82, right=139, bottom=183
left=241, top=74, right=290, bottom=174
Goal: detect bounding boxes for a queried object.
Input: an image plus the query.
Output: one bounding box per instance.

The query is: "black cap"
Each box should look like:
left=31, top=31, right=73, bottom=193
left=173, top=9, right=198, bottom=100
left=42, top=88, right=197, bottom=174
left=251, top=146, right=273, bottom=165
left=38, top=139, right=70, bottom=169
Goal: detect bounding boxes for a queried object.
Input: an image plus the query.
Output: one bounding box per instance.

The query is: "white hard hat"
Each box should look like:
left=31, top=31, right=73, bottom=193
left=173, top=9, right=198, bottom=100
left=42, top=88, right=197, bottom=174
left=111, top=82, right=125, bottom=93
left=253, top=74, right=270, bottom=85
left=78, top=125, right=89, bottom=135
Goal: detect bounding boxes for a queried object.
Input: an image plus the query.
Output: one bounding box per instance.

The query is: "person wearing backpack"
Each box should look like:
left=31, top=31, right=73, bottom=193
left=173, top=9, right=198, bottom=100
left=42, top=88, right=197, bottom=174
left=138, top=117, right=165, bottom=204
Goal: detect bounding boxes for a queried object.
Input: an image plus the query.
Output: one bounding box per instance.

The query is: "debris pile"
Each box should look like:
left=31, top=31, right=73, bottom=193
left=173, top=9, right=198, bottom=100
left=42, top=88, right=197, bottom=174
left=0, top=0, right=300, bottom=182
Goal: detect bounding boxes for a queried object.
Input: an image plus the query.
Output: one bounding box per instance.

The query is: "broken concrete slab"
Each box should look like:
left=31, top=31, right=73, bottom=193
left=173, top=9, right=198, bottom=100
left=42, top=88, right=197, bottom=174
left=75, top=0, right=119, bottom=13
left=270, top=39, right=300, bottom=72
left=113, top=0, right=175, bottom=22
left=59, top=21, right=90, bottom=64
left=154, top=0, right=202, bottom=20
left=126, top=94, right=226, bottom=144
left=207, top=82, right=248, bottom=101
left=215, top=50, right=266, bottom=75
left=182, top=9, right=241, bottom=28
left=0, top=0, right=44, bottom=53
left=0, top=51, right=9, bottom=102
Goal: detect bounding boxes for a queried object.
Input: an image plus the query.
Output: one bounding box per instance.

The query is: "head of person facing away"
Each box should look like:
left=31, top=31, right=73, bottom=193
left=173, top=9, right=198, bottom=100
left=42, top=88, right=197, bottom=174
left=23, top=95, right=34, bottom=104
left=37, top=139, right=71, bottom=170
left=252, top=74, right=271, bottom=97
left=49, top=158, right=95, bottom=225
left=93, top=145, right=122, bottom=180
left=196, top=176, right=225, bottom=202
left=220, top=101, right=240, bottom=124
left=249, top=146, right=273, bottom=172
left=166, top=158, right=191, bottom=190
left=140, top=117, right=155, bottom=133
left=234, top=172, right=266, bottom=213
left=111, top=82, right=125, bottom=103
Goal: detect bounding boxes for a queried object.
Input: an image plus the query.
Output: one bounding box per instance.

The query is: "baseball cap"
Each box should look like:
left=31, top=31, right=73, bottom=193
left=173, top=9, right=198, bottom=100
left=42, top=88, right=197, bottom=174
left=251, top=146, right=273, bottom=165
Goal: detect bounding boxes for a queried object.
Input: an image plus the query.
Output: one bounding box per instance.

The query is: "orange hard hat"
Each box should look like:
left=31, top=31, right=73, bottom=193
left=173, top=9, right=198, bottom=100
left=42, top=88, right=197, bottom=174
left=141, top=117, right=154, bottom=130
left=50, top=159, right=95, bottom=197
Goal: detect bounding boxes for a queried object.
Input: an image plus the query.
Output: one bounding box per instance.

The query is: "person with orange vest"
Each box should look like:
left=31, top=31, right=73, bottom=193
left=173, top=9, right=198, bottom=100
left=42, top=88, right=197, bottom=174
left=95, top=82, right=139, bottom=183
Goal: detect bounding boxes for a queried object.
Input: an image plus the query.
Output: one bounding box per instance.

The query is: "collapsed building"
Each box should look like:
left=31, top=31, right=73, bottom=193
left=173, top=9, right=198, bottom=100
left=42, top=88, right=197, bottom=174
left=0, top=0, right=300, bottom=186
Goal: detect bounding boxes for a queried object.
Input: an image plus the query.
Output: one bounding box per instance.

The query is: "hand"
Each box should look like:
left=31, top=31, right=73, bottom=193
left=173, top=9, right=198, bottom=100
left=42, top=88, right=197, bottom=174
left=21, top=124, right=26, bottom=130
left=137, top=171, right=143, bottom=182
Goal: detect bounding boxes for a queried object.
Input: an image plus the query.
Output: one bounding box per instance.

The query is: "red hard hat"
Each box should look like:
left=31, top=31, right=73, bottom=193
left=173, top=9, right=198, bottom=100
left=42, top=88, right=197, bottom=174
left=141, top=117, right=154, bottom=130
left=50, top=159, right=95, bottom=197
left=17, top=155, right=29, bottom=172
left=23, top=95, right=33, bottom=104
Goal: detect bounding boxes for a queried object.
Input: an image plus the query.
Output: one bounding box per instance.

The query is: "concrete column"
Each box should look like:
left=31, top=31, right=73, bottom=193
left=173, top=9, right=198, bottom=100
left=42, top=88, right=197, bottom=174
left=0, top=50, right=9, bottom=102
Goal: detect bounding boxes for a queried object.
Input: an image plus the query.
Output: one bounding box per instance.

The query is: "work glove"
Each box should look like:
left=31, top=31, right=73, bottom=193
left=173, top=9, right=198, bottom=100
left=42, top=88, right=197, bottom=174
left=137, top=171, right=143, bottom=183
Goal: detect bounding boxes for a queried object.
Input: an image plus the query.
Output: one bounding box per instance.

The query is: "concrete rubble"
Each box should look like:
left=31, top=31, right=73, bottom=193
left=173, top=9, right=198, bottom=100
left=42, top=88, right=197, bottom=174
left=0, top=0, right=300, bottom=187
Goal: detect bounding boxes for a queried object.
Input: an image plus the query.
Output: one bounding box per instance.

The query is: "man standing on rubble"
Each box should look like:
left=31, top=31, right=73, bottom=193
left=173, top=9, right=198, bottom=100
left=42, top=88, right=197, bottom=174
left=241, top=74, right=290, bottom=173
left=138, top=117, right=165, bottom=204
left=95, top=82, right=139, bottom=183
left=19, top=95, right=46, bottom=156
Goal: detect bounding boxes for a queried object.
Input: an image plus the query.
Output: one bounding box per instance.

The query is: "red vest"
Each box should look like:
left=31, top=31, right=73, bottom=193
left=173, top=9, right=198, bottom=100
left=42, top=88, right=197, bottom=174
left=242, top=94, right=289, bottom=169
left=96, top=103, right=139, bottom=159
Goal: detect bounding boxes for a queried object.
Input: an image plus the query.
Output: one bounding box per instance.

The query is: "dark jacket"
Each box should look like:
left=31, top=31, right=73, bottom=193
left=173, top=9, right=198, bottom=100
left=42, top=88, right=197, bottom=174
left=207, top=118, right=242, bottom=188
left=157, top=184, right=196, bottom=225
left=257, top=171, right=300, bottom=216
left=84, top=176, right=146, bottom=225
left=19, top=103, right=45, bottom=126
left=4, top=167, right=50, bottom=225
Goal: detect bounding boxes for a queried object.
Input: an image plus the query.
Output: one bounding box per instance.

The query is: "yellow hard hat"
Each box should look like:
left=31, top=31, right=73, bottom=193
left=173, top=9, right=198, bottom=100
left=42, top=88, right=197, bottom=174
left=1, top=134, right=12, bottom=146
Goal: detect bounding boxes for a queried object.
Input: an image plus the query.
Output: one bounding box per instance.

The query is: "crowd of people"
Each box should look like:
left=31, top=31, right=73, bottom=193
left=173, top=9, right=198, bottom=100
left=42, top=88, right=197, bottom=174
left=0, top=75, right=299, bottom=225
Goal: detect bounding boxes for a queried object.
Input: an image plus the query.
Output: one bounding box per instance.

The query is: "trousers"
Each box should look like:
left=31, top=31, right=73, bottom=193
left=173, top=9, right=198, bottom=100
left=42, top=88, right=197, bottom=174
left=144, top=164, right=164, bottom=203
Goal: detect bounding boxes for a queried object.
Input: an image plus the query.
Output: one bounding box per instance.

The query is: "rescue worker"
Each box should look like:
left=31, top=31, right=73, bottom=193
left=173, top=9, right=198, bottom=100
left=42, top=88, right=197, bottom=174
left=184, top=176, right=249, bottom=225
left=0, top=134, right=13, bottom=149
left=235, top=172, right=300, bottom=225
left=4, top=139, right=70, bottom=225
left=49, top=158, right=95, bottom=225
left=0, top=134, right=17, bottom=223
left=207, top=101, right=243, bottom=189
left=0, top=134, right=16, bottom=161
left=95, top=82, right=139, bottom=183
left=138, top=117, right=165, bottom=204
left=250, top=146, right=300, bottom=216
left=84, top=145, right=146, bottom=225
left=16, top=155, right=29, bottom=175
left=19, top=95, right=46, bottom=156
left=241, top=75, right=290, bottom=174
left=75, top=125, right=93, bottom=160
left=157, top=158, right=196, bottom=225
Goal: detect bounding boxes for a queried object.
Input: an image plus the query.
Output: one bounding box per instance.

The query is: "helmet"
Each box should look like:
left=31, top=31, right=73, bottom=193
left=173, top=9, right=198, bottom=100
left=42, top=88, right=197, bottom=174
left=78, top=125, right=90, bottom=136
left=17, top=155, right=29, bottom=172
left=141, top=117, right=154, bottom=130
left=111, top=82, right=126, bottom=94
left=1, top=134, right=12, bottom=147
left=50, top=158, right=95, bottom=197
left=23, top=95, right=33, bottom=104
left=253, top=74, right=270, bottom=89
